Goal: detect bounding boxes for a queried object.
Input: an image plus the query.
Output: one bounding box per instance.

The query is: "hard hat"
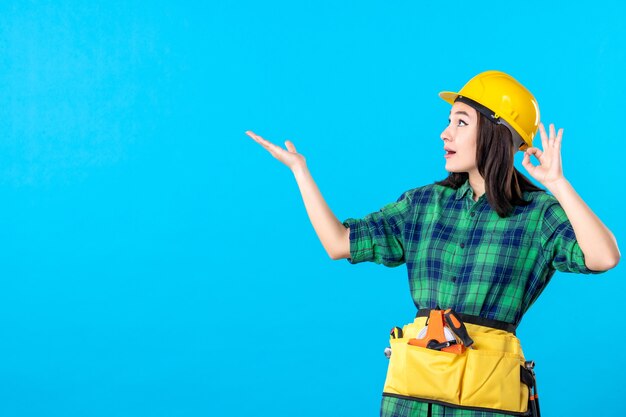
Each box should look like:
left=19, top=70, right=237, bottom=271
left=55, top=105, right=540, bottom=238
left=439, top=70, right=540, bottom=151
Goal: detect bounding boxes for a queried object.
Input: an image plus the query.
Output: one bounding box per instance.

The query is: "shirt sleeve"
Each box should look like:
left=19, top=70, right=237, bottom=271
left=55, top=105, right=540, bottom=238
left=341, top=191, right=412, bottom=267
left=540, top=200, right=606, bottom=275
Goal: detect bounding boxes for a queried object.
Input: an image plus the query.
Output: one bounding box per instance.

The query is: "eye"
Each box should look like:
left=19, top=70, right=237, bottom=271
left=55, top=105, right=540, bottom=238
left=457, top=119, right=468, bottom=127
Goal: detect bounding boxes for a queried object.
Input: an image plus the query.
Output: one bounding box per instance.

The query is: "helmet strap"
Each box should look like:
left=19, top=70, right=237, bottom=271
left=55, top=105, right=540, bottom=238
left=454, top=96, right=526, bottom=150
left=454, top=96, right=500, bottom=124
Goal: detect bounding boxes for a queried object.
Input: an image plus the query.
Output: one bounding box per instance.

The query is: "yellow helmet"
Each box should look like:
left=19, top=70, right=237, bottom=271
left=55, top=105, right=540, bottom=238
left=439, top=70, right=540, bottom=151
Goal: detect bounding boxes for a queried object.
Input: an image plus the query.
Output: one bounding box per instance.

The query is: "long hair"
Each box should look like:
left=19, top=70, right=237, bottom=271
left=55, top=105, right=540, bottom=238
left=436, top=112, right=543, bottom=217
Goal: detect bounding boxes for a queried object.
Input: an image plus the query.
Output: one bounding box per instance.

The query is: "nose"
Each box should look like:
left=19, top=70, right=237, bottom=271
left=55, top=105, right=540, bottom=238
left=440, top=125, right=452, bottom=142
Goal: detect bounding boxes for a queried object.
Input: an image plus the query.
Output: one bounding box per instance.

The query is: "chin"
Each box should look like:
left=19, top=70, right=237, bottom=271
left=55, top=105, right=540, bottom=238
left=445, top=163, right=471, bottom=173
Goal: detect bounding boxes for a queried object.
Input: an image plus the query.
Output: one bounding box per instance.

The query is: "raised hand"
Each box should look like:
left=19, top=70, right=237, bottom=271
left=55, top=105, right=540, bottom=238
left=521, top=123, right=566, bottom=190
left=246, top=130, right=306, bottom=172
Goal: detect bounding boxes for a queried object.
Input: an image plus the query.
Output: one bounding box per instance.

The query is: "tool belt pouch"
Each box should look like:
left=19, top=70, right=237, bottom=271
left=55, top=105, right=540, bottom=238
left=383, top=316, right=531, bottom=415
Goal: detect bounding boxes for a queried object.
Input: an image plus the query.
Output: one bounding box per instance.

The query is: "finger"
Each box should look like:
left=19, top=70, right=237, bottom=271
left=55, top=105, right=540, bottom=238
left=246, top=130, right=263, bottom=143
left=251, top=134, right=273, bottom=150
left=285, top=140, right=297, bottom=153
left=549, top=124, right=556, bottom=147
left=526, top=147, right=544, bottom=159
left=246, top=130, right=267, bottom=144
left=248, top=131, right=280, bottom=151
left=538, top=123, right=548, bottom=150
left=555, top=128, right=563, bottom=148
left=247, top=130, right=267, bottom=143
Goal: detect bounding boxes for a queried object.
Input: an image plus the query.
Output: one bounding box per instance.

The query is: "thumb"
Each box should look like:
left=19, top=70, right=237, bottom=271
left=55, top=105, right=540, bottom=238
left=285, top=140, right=297, bottom=153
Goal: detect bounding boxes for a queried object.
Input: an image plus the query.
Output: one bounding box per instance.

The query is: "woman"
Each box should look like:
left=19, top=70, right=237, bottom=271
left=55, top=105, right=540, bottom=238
left=246, top=70, right=620, bottom=417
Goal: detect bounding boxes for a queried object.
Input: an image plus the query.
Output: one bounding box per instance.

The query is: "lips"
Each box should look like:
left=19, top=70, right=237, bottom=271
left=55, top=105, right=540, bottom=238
left=444, top=148, right=456, bottom=158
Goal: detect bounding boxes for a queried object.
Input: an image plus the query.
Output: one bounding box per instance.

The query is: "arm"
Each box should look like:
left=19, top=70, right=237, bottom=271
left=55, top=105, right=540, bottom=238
left=292, top=165, right=351, bottom=260
left=544, top=178, right=619, bottom=271
left=522, top=123, right=620, bottom=271
left=246, top=131, right=350, bottom=260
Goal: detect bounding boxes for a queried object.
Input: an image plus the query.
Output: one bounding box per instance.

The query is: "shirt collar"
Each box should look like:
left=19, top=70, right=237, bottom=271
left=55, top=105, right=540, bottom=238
left=455, top=179, right=474, bottom=200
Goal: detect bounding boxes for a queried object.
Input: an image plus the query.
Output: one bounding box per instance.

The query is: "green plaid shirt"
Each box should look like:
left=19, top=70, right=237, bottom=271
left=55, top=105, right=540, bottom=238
left=342, top=179, right=604, bottom=417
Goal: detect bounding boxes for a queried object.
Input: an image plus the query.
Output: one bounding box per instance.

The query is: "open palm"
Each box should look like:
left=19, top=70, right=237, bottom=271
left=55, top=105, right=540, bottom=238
left=246, top=130, right=306, bottom=171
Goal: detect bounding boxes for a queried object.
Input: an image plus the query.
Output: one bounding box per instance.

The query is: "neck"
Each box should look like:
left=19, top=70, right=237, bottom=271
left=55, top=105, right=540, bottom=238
left=468, top=171, right=485, bottom=201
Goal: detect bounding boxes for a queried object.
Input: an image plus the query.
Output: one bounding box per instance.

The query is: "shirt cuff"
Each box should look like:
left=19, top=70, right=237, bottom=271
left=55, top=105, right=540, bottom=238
left=571, top=242, right=608, bottom=275
left=342, top=218, right=373, bottom=264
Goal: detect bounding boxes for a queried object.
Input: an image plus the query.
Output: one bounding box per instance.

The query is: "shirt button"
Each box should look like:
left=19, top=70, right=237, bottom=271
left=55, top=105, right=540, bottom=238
left=470, top=212, right=476, bottom=217
left=460, top=243, right=465, bottom=248
left=451, top=277, right=457, bottom=283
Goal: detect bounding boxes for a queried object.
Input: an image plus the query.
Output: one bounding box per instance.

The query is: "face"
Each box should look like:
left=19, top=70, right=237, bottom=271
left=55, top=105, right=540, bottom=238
left=440, top=101, right=479, bottom=175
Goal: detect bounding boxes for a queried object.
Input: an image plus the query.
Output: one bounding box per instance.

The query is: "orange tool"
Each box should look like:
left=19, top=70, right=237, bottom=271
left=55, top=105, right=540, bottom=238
left=408, top=309, right=465, bottom=354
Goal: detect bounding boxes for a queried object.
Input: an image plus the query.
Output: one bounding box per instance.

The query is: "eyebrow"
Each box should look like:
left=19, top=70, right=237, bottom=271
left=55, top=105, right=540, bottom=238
left=447, top=110, right=471, bottom=122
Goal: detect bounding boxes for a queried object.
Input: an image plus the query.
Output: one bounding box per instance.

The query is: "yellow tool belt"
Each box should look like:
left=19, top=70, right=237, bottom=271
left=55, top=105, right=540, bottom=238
left=383, top=310, right=538, bottom=416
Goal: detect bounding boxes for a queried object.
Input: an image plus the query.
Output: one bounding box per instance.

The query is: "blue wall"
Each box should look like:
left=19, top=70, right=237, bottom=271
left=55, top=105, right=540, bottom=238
left=1, top=1, right=624, bottom=416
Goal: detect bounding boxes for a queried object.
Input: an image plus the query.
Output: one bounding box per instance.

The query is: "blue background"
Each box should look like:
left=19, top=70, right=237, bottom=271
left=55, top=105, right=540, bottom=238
left=1, top=1, right=624, bottom=416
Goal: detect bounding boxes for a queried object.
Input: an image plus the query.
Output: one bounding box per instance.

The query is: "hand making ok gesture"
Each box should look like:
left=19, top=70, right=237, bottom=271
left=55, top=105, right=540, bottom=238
left=521, top=123, right=566, bottom=189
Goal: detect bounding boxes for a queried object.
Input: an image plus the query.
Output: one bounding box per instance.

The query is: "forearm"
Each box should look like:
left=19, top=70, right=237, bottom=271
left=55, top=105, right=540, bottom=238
left=547, top=178, right=620, bottom=270
left=292, top=165, right=350, bottom=260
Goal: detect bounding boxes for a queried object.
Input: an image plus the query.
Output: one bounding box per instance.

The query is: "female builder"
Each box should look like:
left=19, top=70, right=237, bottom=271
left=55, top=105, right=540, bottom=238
left=246, top=71, right=620, bottom=417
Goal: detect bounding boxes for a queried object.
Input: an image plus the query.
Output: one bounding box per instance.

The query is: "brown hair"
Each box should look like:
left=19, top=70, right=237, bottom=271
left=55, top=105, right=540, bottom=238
left=436, top=112, right=543, bottom=217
